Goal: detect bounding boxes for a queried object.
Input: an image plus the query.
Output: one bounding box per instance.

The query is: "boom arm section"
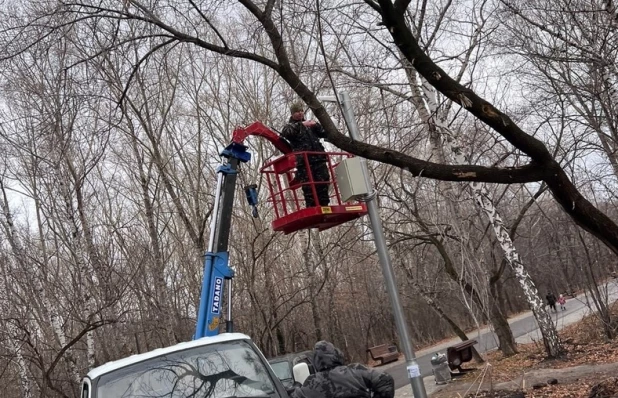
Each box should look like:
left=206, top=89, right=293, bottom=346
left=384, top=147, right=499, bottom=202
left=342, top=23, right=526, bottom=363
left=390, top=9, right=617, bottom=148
left=195, top=122, right=287, bottom=339
left=232, top=121, right=292, bottom=154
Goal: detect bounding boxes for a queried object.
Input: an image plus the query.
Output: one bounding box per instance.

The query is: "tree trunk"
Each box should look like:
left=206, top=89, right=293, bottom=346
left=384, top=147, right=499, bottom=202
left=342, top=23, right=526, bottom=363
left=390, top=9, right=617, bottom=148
left=128, top=123, right=177, bottom=346
left=474, top=183, right=563, bottom=357
left=408, top=274, right=484, bottom=363
left=489, top=280, right=518, bottom=356
left=302, top=230, right=323, bottom=341
left=0, top=267, right=35, bottom=398
left=576, top=231, right=614, bottom=339
left=7, top=325, right=34, bottom=398
left=276, top=327, right=286, bottom=354
left=402, top=63, right=521, bottom=356
left=412, top=71, right=563, bottom=357
left=0, top=180, right=83, bottom=384
left=349, top=1, right=618, bottom=261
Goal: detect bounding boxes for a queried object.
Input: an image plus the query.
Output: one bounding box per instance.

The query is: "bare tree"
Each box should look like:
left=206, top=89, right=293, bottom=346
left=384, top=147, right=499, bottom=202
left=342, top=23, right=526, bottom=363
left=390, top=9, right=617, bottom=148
left=3, top=3, right=618, bottom=397
left=1, top=0, right=614, bottom=262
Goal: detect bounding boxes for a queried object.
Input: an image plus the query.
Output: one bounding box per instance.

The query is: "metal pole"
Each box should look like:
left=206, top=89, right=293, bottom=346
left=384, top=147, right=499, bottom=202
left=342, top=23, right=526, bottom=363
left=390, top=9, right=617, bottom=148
left=226, top=279, right=233, bottom=332
left=208, top=170, right=225, bottom=252
left=339, top=91, right=428, bottom=398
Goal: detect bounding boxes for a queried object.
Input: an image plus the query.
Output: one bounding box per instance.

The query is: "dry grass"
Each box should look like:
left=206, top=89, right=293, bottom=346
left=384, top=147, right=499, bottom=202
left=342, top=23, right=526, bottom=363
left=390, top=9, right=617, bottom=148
left=435, top=302, right=618, bottom=397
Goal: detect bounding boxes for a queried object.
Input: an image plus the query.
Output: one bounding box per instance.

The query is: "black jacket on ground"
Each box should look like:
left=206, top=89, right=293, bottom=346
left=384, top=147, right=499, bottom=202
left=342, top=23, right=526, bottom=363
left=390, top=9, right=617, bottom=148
left=291, top=341, right=395, bottom=398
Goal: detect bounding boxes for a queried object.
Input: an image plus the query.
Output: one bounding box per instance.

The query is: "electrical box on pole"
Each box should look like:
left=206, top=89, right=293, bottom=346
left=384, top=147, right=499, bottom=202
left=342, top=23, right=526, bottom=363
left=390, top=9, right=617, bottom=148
left=334, top=157, right=371, bottom=202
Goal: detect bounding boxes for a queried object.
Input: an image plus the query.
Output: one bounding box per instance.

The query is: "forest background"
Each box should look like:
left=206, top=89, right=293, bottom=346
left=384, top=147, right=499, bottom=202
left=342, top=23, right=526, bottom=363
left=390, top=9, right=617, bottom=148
left=0, top=0, right=617, bottom=396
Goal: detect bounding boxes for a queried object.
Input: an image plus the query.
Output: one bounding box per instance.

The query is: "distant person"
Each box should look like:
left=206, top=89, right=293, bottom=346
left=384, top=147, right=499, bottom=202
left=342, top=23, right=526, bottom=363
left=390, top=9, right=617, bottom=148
left=280, top=101, right=330, bottom=207
left=291, top=340, right=394, bottom=398
left=558, top=294, right=566, bottom=311
left=546, top=292, right=557, bottom=312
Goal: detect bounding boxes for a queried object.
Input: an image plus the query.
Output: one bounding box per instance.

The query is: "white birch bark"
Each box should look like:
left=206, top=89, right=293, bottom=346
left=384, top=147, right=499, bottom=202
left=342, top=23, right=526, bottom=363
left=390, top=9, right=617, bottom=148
left=0, top=262, right=35, bottom=398
left=0, top=182, right=84, bottom=384
left=469, top=183, right=562, bottom=356
left=55, top=159, right=99, bottom=371
left=4, top=321, right=34, bottom=398
left=397, top=61, right=517, bottom=355
left=69, top=219, right=98, bottom=372
left=76, top=242, right=97, bottom=372
left=87, top=330, right=96, bottom=369
left=400, top=57, right=562, bottom=356
left=421, top=80, right=562, bottom=357
left=601, top=67, right=618, bottom=114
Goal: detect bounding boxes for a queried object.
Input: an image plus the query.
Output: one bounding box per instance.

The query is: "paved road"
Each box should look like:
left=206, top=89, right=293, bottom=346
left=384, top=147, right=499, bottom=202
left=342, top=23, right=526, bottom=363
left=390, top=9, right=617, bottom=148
left=386, top=281, right=618, bottom=389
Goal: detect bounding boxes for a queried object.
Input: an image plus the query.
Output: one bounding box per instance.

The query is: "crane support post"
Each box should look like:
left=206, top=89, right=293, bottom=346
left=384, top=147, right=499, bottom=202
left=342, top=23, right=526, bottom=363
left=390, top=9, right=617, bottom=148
left=195, top=140, right=251, bottom=340
left=195, top=123, right=291, bottom=339
left=195, top=252, right=235, bottom=339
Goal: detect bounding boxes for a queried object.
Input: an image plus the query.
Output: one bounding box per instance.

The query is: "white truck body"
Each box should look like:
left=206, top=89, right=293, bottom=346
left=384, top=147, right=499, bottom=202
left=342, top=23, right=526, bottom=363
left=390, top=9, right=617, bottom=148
left=80, top=333, right=289, bottom=398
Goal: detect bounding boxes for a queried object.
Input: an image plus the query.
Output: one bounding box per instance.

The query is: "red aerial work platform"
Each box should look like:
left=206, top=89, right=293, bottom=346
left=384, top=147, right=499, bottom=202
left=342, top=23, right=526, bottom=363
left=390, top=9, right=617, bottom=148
left=260, top=151, right=368, bottom=234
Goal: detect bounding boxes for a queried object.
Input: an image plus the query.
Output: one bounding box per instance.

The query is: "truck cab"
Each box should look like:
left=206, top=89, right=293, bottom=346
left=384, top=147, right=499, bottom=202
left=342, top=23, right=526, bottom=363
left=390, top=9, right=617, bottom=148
left=268, top=351, right=314, bottom=389
left=80, top=333, right=290, bottom=398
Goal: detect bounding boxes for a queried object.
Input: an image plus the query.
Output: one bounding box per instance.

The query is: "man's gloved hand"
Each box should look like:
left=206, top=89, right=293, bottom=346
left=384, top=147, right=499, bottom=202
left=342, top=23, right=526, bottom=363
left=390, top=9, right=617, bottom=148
left=302, top=120, right=316, bottom=127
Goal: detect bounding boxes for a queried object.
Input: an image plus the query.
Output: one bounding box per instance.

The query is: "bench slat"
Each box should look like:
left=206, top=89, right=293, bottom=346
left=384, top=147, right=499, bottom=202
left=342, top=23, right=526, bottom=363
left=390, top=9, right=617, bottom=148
left=448, top=340, right=477, bottom=350
left=367, top=344, right=399, bottom=365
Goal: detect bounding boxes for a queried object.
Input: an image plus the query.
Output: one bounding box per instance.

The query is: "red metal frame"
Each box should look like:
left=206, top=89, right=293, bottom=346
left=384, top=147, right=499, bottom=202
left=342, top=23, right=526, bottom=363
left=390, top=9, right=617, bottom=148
left=261, top=151, right=368, bottom=234
left=231, top=121, right=367, bottom=234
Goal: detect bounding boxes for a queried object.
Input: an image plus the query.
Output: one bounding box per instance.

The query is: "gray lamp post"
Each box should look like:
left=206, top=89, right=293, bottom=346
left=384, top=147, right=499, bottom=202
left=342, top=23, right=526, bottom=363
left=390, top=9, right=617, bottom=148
left=318, top=92, right=428, bottom=398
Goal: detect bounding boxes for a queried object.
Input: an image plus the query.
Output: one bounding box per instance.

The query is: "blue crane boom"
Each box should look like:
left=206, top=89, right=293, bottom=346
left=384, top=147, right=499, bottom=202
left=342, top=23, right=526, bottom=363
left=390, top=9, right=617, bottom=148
left=194, top=123, right=291, bottom=339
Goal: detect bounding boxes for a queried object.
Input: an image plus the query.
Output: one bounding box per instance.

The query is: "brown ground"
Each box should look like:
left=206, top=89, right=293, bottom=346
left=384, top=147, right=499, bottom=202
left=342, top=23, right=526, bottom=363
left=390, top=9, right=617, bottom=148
left=431, top=303, right=618, bottom=397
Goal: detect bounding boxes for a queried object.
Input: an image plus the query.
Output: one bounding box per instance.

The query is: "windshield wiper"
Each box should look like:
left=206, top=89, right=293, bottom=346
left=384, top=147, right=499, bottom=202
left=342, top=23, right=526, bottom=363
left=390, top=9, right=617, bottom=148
left=223, top=387, right=277, bottom=398
left=220, top=395, right=273, bottom=398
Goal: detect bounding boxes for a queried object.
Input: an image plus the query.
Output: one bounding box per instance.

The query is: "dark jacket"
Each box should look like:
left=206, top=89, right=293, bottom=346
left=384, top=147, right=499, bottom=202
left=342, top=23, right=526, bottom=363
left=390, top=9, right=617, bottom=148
left=280, top=117, right=327, bottom=153
left=292, top=341, right=395, bottom=398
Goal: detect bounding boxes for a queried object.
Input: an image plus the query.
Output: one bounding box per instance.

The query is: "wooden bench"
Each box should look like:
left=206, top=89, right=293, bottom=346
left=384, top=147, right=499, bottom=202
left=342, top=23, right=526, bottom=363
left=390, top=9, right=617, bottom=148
left=446, top=340, right=478, bottom=372
left=367, top=344, right=399, bottom=366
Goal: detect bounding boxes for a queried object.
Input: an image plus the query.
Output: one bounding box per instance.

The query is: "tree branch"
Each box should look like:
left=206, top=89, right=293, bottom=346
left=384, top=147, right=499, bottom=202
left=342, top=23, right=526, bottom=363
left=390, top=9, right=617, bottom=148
left=363, top=0, right=382, bottom=13
left=372, top=0, right=618, bottom=256
left=187, top=0, right=229, bottom=48
left=60, top=4, right=280, bottom=69
left=119, top=39, right=177, bottom=104
left=394, top=0, right=413, bottom=12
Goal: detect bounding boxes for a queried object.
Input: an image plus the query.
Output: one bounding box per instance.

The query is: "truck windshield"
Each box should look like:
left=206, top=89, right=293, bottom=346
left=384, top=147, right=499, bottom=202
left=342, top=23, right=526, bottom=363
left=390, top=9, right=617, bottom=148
left=96, top=340, right=277, bottom=397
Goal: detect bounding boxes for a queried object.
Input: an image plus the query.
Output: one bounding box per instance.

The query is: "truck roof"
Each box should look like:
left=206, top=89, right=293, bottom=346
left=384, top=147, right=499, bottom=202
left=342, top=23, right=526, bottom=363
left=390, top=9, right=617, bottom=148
left=86, top=333, right=252, bottom=380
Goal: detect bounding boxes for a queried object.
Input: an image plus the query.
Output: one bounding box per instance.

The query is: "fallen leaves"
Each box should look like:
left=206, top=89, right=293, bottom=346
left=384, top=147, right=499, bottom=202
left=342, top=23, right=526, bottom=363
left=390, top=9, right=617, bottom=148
left=432, top=302, right=618, bottom=397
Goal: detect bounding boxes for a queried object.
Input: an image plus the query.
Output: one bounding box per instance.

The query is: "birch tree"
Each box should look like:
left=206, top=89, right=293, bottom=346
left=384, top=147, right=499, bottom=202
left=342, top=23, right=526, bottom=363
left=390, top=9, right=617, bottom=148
left=333, top=0, right=527, bottom=355
left=417, top=70, right=561, bottom=356
left=0, top=52, right=92, bottom=391
left=0, top=253, right=35, bottom=398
